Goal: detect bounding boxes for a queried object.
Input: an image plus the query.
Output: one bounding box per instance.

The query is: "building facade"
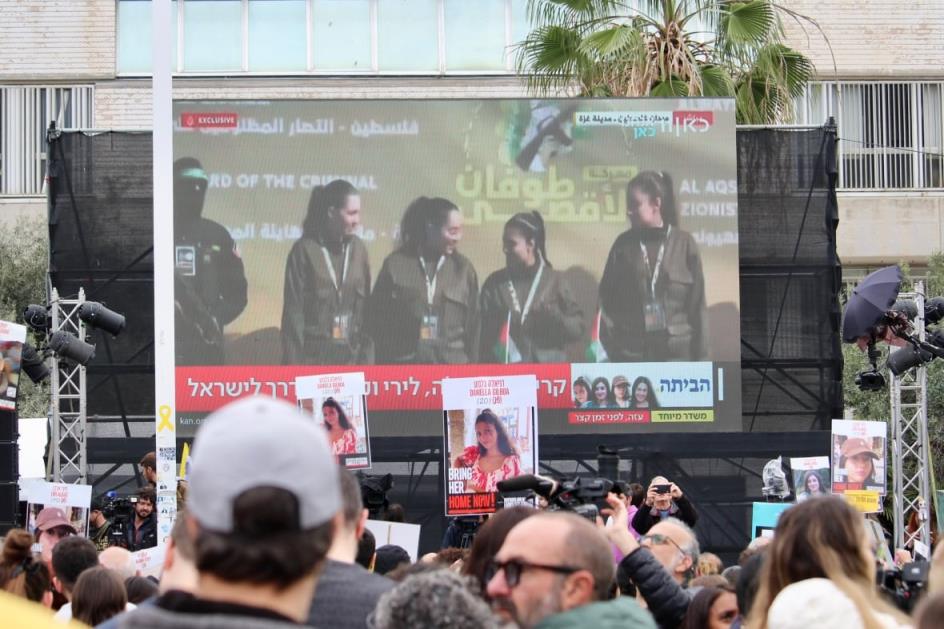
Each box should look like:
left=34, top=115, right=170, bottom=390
left=1, top=0, right=942, bottom=277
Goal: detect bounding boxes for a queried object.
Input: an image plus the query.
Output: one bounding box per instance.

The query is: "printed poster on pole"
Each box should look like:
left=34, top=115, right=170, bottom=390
left=442, top=374, right=538, bottom=516
left=296, top=372, right=371, bottom=469
left=831, top=419, right=887, bottom=495
left=0, top=320, right=28, bottom=411
left=790, top=456, right=830, bottom=503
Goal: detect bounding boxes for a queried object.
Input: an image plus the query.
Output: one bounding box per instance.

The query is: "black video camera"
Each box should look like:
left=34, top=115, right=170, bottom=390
left=497, top=474, right=615, bottom=522
left=877, top=561, right=929, bottom=613
left=99, top=494, right=138, bottom=549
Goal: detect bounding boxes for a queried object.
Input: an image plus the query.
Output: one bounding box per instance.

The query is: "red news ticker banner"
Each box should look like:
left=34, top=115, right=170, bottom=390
left=177, top=364, right=571, bottom=413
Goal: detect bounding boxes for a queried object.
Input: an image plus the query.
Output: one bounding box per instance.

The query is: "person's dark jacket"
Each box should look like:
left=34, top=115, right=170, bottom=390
left=619, top=547, right=692, bottom=629
left=174, top=217, right=248, bottom=366
left=126, top=512, right=157, bottom=551
left=119, top=590, right=298, bottom=629
left=599, top=226, right=708, bottom=362
left=632, top=494, right=698, bottom=535
left=369, top=249, right=479, bottom=364
left=307, top=559, right=394, bottom=628
left=281, top=235, right=373, bottom=365
left=478, top=265, right=583, bottom=363
left=89, top=519, right=113, bottom=551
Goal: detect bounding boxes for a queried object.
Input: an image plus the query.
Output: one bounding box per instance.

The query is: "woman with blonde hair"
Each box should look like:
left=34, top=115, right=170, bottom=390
left=748, top=496, right=908, bottom=629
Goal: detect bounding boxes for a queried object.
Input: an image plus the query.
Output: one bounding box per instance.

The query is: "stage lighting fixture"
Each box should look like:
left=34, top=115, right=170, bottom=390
left=78, top=302, right=126, bottom=336
left=48, top=331, right=96, bottom=365
left=22, top=304, right=50, bottom=331
left=20, top=343, right=50, bottom=383
left=925, top=297, right=944, bottom=326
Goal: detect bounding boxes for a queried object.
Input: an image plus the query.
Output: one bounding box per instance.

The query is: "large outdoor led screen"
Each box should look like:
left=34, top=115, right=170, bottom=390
left=169, top=98, right=741, bottom=435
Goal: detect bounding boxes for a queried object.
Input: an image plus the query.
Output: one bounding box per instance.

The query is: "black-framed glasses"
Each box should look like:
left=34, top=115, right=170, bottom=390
left=485, top=558, right=580, bottom=587
left=639, top=533, right=685, bottom=555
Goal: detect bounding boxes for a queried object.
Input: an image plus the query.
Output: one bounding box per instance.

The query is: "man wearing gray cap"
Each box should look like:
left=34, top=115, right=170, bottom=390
left=122, top=396, right=341, bottom=629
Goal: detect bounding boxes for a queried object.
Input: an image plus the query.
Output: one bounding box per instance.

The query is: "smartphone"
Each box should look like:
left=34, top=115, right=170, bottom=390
left=654, top=484, right=672, bottom=494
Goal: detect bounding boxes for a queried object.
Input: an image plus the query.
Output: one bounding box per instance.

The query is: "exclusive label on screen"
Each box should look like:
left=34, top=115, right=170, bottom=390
left=167, top=98, right=742, bottom=436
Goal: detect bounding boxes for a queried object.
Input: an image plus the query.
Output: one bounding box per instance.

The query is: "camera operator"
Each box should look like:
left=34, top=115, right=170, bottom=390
left=87, top=497, right=113, bottom=551
left=124, top=486, right=157, bottom=551
left=632, top=476, right=698, bottom=535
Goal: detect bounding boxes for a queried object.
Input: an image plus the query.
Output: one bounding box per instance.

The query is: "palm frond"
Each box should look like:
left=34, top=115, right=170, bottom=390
left=579, top=23, right=641, bottom=57
left=719, top=1, right=775, bottom=47
left=698, top=64, right=736, bottom=96
left=651, top=76, right=690, bottom=97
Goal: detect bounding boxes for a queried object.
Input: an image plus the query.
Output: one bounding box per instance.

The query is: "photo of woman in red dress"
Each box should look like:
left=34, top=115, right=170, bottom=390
left=452, top=409, right=521, bottom=492
left=322, top=397, right=357, bottom=456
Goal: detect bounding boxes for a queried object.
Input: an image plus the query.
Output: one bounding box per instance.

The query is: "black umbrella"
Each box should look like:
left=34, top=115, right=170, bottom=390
left=841, top=265, right=902, bottom=342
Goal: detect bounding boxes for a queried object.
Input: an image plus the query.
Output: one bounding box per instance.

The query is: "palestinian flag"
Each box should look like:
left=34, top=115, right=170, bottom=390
left=493, top=311, right=522, bottom=363
left=586, top=308, right=609, bottom=363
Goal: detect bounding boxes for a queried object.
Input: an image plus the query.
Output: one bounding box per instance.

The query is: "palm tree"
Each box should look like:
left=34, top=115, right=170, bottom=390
left=515, top=0, right=818, bottom=124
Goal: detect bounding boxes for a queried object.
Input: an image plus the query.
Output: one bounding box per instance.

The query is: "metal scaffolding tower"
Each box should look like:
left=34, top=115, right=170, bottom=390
left=890, top=282, right=932, bottom=553
left=48, top=287, right=88, bottom=484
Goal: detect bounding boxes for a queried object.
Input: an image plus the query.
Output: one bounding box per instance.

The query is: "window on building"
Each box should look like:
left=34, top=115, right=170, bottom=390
left=0, top=86, right=94, bottom=196
left=796, top=82, right=944, bottom=191
left=249, top=0, right=307, bottom=71
left=312, top=0, right=371, bottom=71
left=117, top=0, right=178, bottom=73
left=116, top=0, right=531, bottom=74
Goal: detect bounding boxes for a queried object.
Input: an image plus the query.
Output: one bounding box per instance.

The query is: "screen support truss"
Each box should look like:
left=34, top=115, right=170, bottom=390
left=48, top=287, right=88, bottom=484
left=890, top=283, right=932, bottom=552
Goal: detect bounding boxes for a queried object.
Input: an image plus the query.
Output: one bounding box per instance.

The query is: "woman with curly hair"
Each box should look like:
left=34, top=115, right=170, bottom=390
left=453, top=410, right=521, bottom=492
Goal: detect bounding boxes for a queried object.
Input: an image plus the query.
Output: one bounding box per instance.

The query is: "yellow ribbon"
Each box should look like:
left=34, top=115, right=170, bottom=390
left=158, top=405, right=174, bottom=432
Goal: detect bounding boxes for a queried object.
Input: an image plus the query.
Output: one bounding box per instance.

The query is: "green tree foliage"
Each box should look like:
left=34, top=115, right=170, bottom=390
left=515, top=0, right=816, bottom=124
left=0, top=216, right=49, bottom=418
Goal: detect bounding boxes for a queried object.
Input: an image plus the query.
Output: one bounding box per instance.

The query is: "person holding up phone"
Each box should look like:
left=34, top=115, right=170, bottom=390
left=632, top=475, right=698, bottom=535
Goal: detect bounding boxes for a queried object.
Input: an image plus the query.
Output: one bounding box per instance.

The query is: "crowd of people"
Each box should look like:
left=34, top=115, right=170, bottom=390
left=3, top=395, right=944, bottom=628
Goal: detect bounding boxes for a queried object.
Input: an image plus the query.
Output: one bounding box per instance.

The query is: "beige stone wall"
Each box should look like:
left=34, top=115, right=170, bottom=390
left=0, top=198, right=45, bottom=226
left=94, top=77, right=531, bottom=129
left=837, top=193, right=944, bottom=264
left=0, top=0, right=116, bottom=81
left=781, top=0, right=944, bottom=79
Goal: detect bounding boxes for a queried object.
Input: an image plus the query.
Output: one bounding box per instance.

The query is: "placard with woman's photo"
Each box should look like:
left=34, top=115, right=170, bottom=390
left=831, top=419, right=886, bottom=495
left=442, top=375, right=538, bottom=516
left=295, top=372, right=372, bottom=469
left=789, top=456, right=830, bottom=503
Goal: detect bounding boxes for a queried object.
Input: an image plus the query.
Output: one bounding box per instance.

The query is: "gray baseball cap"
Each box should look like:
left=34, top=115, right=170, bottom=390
left=188, top=396, right=340, bottom=533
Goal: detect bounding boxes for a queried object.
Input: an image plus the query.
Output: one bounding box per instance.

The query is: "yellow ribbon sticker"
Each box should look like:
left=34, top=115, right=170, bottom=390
left=158, top=405, right=174, bottom=432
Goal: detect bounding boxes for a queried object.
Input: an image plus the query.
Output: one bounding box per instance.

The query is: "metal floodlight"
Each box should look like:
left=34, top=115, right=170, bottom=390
left=20, top=343, right=50, bottom=383
left=48, top=330, right=96, bottom=365
left=78, top=302, right=126, bottom=336
left=23, top=304, right=51, bottom=331
left=887, top=344, right=932, bottom=377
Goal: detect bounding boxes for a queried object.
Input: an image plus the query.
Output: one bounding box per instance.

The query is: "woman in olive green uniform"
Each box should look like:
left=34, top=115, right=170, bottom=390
left=599, top=170, right=708, bottom=362
left=479, top=211, right=583, bottom=363
left=281, top=179, right=373, bottom=364
left=369, top=197, right=479, bottom=364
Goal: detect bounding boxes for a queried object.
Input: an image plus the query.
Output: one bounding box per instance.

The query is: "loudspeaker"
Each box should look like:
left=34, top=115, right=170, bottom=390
left=0, top=409, right=19, bottom=533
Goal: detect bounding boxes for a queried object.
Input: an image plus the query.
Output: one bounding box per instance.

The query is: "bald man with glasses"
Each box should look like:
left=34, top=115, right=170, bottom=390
left=486, top=511, right=654, bottom=629
left=603, top=493, right=699, bottom=629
